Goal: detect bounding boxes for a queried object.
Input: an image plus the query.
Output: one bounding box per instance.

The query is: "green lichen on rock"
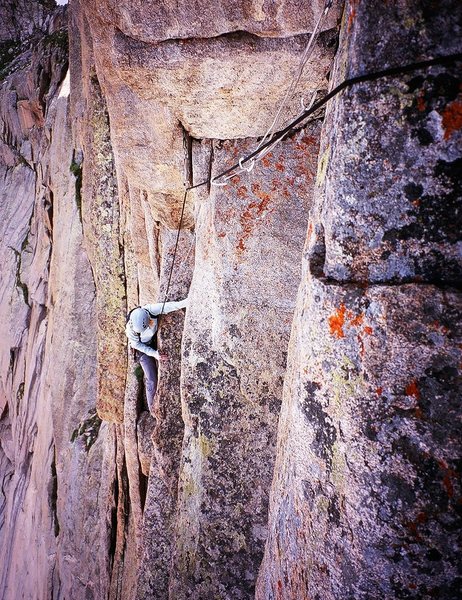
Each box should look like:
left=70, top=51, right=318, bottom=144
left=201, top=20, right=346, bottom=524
left=0, top=40, right=22, bottom=80
left=9, top=244, right=30, bottom=307
left=133, top=363, right=144, bottom=383
left=16, top=382, right=25, bottom=409
left=70, top=158, right=83, bottom=221
left=198, top=433, right=213, bottom=458
left=331, top=355, right=366, bottom=408
left=42, top=29, right=68, bottom=52
left=70, top=408, right=102, bottom=451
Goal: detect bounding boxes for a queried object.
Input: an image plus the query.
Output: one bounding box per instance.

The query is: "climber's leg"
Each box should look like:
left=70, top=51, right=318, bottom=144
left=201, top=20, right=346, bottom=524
left=139, top=353, right=158, bottom=411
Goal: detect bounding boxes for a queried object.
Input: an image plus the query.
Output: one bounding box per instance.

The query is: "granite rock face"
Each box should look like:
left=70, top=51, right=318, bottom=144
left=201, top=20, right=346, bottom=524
left=91, top=0, right=341, bottom=42
left=1, top=0, right=461, bottom=599
left=70, top=1, right=337, bottom=595
left=258, top=1, right=462, bottom=599
left=0, top=4, right=116, bottom=599
left=167, top=127, right=321, bottom=599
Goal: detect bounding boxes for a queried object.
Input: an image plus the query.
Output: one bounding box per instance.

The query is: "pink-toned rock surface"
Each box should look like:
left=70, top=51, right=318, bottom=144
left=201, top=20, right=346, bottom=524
left=0, top=5, right=116, bottom=599
left=91, top=0, right=341, bottom=42
left=167, top=128, right=320, bottom=599
left=1, top=1, right=460, bottom=599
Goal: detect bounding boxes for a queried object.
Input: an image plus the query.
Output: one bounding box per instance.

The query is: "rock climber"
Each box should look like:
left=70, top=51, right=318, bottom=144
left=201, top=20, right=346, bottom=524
left=125, top=298, right=188, bottom=410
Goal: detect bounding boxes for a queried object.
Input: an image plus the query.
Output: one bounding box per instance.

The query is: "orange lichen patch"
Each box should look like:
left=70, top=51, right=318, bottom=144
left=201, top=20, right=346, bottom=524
left=261, top=156, right=271, bottom=168
left=275, top=162, right=285, bottom=172
left=307, top=222, right=313, bottom=238
left=350, top=313, right=364, bottom=327
left=303, top=134, right=317, bottom=145
left=328, top=305, right=371, bottom=344
left=237, top=186, right=247, bottom=199
left=271, top=178, right=281, bottom=191
left=376, top=387, right=383, bottom=396
left=217, top=232, right=226, bottom=238
left=328, top=304, right=346, bottom=338
left=438, top=460, right=457, bottom=498
left=405, top=380, right=420, bottom=399
left=441, top=97, right=462, bottom=140
left=347, top=0, right=358, bottom=33
left=237, top=186, right=274, bottom=252
left=416, top=93, right=426, bottom=112
left=414, top=406, right=423, bottom=419
left=250, top=183, right=272, bottom=211
left=431, top=320, right=449, bottom=335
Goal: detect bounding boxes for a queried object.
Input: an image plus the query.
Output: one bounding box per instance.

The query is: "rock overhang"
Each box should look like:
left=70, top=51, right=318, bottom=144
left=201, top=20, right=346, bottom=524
left=91, top=0, right=342, bottom=44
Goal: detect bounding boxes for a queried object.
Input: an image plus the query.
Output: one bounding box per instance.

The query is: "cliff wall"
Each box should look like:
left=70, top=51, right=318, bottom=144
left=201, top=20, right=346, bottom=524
left=0, top=1, right=460, bottom=599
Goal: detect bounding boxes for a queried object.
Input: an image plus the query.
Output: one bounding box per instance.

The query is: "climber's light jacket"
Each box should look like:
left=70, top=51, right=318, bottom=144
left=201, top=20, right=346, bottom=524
left=125, top=299, right=188, bottom=359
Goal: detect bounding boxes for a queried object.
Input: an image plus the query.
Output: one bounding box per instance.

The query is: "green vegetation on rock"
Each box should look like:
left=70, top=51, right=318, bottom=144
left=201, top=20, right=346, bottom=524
left=70, top=408, right=102, bottom=452
left=42, top=29, right=68, bottom=52
left=70, top=159, right=83, bottom=221
left=0, top=40, right=22, bottom=80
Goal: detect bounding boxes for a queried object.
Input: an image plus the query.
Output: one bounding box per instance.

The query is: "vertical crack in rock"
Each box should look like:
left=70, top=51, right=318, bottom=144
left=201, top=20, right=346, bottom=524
left=48, top=445, right=60, bottom=537
left=168, top=125, right=322, bottom=598
left=180, top=120, right=194, bottom=188
left=79, top=66, right=127, bottom=423
left=109, top=429, right=131, bottom=600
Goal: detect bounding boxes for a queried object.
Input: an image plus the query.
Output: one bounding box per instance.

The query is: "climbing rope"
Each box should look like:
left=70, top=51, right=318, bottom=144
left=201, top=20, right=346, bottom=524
left=212, top=52, right=462, bottom=185
left=158, top=50, right=462, bottom=315
left=211, top=0, right=333, bottom=187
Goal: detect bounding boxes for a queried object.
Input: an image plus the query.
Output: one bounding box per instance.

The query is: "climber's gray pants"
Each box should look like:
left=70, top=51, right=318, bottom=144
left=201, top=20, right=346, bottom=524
left=139, top=353, right=157, bottom=411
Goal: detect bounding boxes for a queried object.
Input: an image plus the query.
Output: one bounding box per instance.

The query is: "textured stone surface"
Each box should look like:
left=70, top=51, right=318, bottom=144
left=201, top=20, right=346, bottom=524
left=168, top=127, right=320, bottom=599
left=258, top=1, right=462, bottom=598
left=0, top=0, right=58, bottom=42
left=135, top=311, right=186, bottom=599
left=310, top=0, right=462, bottom=286
left=91, top=0, right=341, bottom=42
left=318, top=70, right=462, bottom=284
left=70, top=0, right=127, bottom=423
left=3, top=1, right=460, bottom=599
left=258, top=280, right=462, bottom=599
left=0, top=5, right=117, bottom=599
left=80, top=0, right=338, bottom=233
